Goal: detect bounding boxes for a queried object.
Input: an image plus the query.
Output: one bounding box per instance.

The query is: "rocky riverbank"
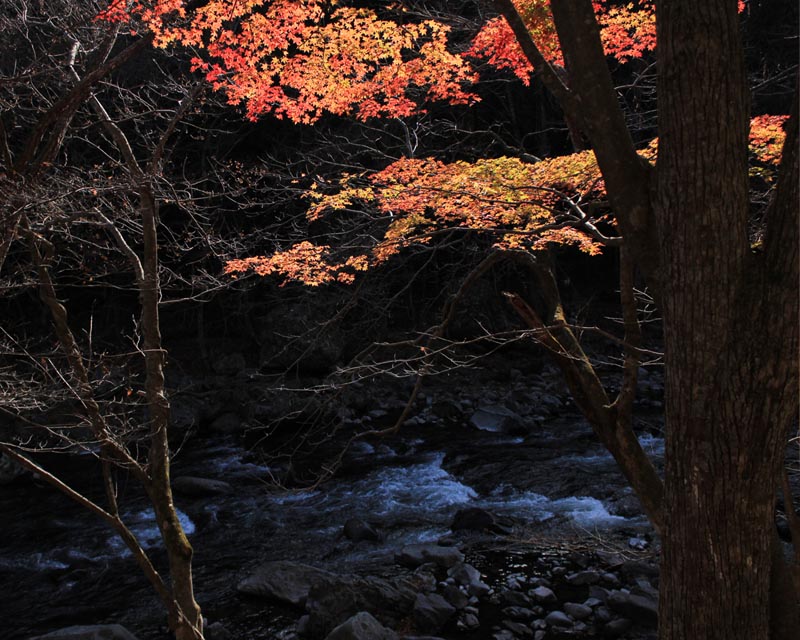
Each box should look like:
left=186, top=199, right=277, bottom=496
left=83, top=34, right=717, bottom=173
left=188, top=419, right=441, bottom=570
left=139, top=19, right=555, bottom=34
left=2, top=353, right=666, bottom=640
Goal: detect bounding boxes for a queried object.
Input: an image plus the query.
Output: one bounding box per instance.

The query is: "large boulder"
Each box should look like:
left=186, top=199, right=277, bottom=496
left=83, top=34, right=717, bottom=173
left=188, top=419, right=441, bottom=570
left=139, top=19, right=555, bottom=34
left=29, top=625, right=140, bottom=640
left=237, top=561, right=335, bottom=607
left=412, top=593, right=456, bottom=634
left=324, top=612, right=398, bottom=640
left=304, top=574, right=417, bottom=638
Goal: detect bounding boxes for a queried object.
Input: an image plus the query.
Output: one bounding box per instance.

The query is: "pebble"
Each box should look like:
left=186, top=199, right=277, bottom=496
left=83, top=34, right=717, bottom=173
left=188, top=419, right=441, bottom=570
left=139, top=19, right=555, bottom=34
left=530, top=586, right=557, bottom=604
left=545, top=610, right=573, bottom=627
left=564, top=602, right=593, bottom=620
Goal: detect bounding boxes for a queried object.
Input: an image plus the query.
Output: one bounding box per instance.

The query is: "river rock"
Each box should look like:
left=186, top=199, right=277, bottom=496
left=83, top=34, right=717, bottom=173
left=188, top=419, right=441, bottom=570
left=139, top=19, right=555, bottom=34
left=172, top=476, right=233, bottom=497
left=469, top=405, right=527, bottom=435
left=343, top=518, right=380, bottom=542
left=447, top=562, right=490, bottom=596
left=413, top=592, right=456, bottom=633
left=442, top=584, right=469, bottom=609
left=603, top=618, right=633, bottom=637
left=544, top=610, right=572, bottom=627
left=563, top=602, right=592, bottom=620
left=324, top=612, right=398, bottom=640
left=503, top=620, right=533, bottom=637
left=566, top=570, right=600, bottom=586
left=395, top=543, right=464, bottom=568
left=530, top=586, right=557, bottom=604
left=237, top=560, right=334, bottom=606
left=29, top=625, right=140, bottom=640
left=304, top=574, right=417, bottom=637
left=607, top=591, right=658, bottom=626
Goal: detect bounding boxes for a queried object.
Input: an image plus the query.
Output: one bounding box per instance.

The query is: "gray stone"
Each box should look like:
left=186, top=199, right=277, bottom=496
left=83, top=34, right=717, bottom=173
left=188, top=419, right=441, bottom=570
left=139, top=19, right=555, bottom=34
left=413, top=593, right=456, bottom=634
left=459, top=613, right=480, bottom=630
left=237, top=560, right=334, bottom=606
left=534, top=631, right=546, bottom=640
left=325, top=612, right=398, bottom=640
left=530, top=586, right=557, bottom=604
left=563, top=602, right=592, bottom=620
left=395, top=544, right=464, bottom=569
left=305, top=574, right=417, bottom=637
left=502, top=620, right=533, bottom=637
left=603, top=618, right=633, bottom=638
left=469, top=405, right=527, bottom=435
left=502, top=590, right=532, bottom=607
left=172, top=476, right=233, bottom=497
left=29, top=626, right=140, bottom=640
left=442, top=584, right=469, bottom=609
left=544, top=611, right=572, bottom=628
left=502, top=606, right=535, bottom=620
left=447, top=562, right=490, bottom=596
left=607, top=591, right=658, bottom=626
left=566, top=570, right=600, bottom=585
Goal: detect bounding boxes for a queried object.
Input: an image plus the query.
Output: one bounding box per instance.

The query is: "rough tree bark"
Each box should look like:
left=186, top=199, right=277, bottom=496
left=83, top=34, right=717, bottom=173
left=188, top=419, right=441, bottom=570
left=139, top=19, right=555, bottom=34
left=493, top=0, right=799, bottom=636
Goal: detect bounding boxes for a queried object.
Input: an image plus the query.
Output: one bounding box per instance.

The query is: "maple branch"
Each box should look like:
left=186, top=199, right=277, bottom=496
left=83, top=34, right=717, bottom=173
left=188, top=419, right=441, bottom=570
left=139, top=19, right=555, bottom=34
left=491, top=0, right=577, bottom=112
left=547, top=0, right=660, bottom=295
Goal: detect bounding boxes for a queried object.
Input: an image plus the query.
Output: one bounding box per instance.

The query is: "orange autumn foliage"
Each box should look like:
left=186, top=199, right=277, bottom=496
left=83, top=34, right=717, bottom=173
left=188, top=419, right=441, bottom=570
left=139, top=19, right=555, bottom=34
left=98, top=0, right=477, bottom=123
left=226, top=116, right=786, bottom=285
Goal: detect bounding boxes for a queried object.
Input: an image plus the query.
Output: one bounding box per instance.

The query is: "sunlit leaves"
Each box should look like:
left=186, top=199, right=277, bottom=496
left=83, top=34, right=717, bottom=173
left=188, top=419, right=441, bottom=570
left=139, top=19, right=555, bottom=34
left=749, top=114, right=789, bottom=168
left=98, top=0, right=478, bottom=123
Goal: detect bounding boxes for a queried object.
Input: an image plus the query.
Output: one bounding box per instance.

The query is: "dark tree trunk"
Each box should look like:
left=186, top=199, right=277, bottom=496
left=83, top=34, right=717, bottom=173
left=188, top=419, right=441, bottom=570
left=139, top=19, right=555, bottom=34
left=654, top=1, right=799, bottom=638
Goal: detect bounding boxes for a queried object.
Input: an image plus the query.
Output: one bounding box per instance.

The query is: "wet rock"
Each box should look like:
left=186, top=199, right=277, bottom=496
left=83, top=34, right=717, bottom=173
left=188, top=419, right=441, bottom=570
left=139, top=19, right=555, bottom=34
left=413, top=592, right=456, bottom=633
left=30, top=625, right=140, bottom=640
left=600, top=572, right=620, bottom=587
left=237, top=560, right=334, bottom=607
left=447, top=562, right=491, bottom=596
left=469, top=405, right=527, bottom=435
left=627, top=536, right=649, bottom=550
left=566, top=570, right=600, bottom=586
left=530, top=586, right=557, bottom=604
left=442, top=584, right=469, bottom=609
left=396, top=543, right=464, bottom=569
left=607, top=591, right=658, bottom=626
left=603, top=618, right=633, bottom=637
left=457, top=612, right=480, bottom=630
left=343, top=518, right=380, bottom=542
left=563, top=602, right=592, bottom=620
left=324, top=612, right=398, bottom=640
left=503, top=620, right=534, bottom=637
left=544, top=611, right=572, bottom=627
left=304, top=574, right=417, bottom=637
left=502, top=606, right=535, bottom=620
left=502, top=590, right=532, bottom=607
left=620, top=560, right=659, bottom=580
left=172, top=476, right=233, bottom=497
left=431, top=399, right=464, bottom=421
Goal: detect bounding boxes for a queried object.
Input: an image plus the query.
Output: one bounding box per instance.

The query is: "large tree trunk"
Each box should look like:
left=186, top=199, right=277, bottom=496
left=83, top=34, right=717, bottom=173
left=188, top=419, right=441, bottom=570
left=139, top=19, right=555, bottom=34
left=654, top=1, right=799, bottom=638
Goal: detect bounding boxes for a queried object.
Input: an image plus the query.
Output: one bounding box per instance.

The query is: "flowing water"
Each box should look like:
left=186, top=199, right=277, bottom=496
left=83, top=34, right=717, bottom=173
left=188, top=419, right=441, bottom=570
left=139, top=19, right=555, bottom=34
left=0, top=419, right=663, bottom=639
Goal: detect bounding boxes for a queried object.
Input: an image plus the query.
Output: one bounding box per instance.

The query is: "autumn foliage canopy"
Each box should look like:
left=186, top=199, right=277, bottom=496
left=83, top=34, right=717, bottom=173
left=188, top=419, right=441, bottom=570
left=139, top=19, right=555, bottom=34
left=99, top=0, right=784, bottom=286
